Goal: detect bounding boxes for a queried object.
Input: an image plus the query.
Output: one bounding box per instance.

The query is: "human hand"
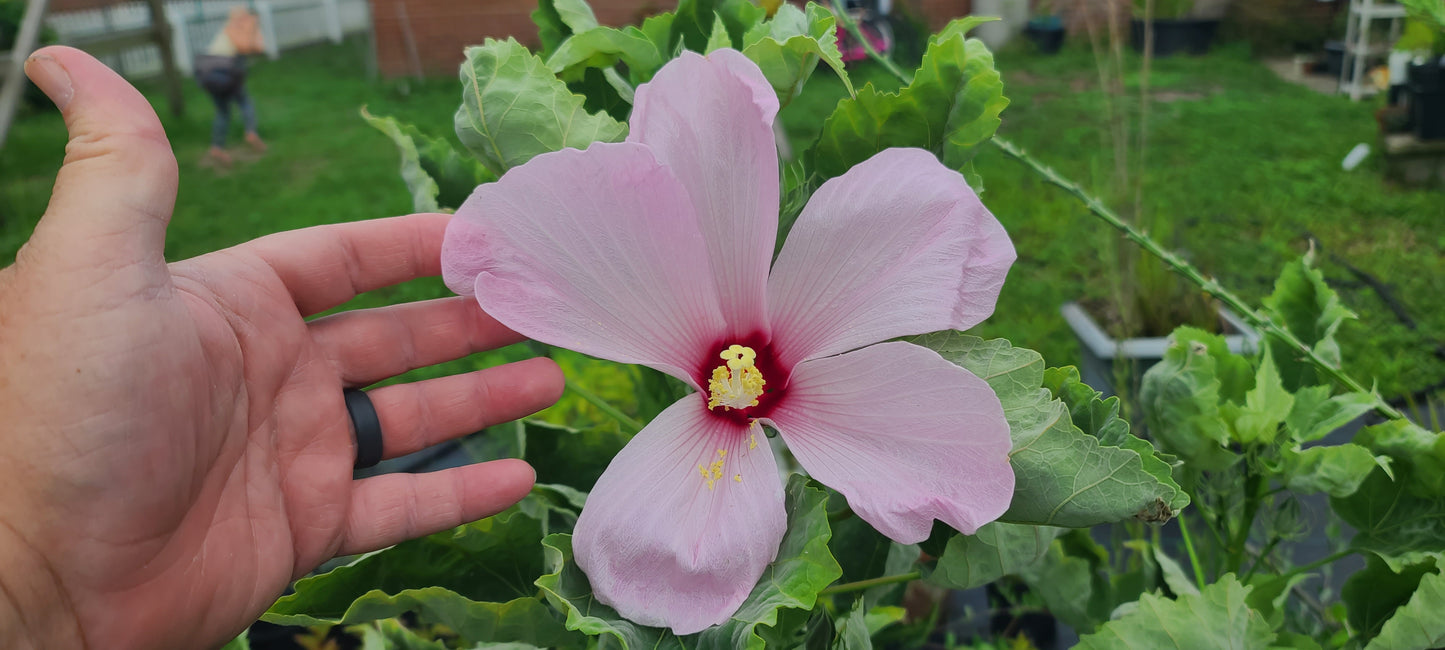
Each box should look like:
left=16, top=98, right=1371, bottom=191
left=0, top=47, right=562, bottom=649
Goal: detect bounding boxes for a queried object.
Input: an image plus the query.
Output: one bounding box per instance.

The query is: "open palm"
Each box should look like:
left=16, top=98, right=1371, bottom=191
left=0, top=47, right=561, bottom=649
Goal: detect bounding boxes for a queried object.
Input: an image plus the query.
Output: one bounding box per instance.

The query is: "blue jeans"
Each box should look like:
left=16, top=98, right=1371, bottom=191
left=200, top=64, right=257, bottom=148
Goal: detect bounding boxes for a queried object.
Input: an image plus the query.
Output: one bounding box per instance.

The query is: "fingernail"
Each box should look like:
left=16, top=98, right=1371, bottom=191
left=25, top=54, right=73, bottom=111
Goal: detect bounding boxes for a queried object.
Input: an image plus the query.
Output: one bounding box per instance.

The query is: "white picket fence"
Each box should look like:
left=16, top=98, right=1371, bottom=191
left=46, top=0, right=371, bottom=79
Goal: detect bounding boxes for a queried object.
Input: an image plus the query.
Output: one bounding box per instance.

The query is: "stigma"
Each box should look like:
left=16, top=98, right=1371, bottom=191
left=707, top=344, right=766, bottom=411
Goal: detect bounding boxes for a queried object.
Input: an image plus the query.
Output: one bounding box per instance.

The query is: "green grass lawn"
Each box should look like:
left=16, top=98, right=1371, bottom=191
left=3, top=37, right=1442, bottom=408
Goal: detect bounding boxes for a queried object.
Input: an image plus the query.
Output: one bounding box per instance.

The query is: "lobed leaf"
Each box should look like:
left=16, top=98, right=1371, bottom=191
left=1356, top=420, right=1445, bottom=496
left=926, top=522, right=1064, bottom=590
left=454, top=38, right=627, bottom=178
left=1365, top=568, right=1445, bottom=650
left=810, top=17, right=1006, bottom=187
left=739, top=3, right=851, bottom=107
left=264, top=510, right=577, bottom=647
left=1342, top=554, right=1438, bottom=642
left=1280, top=443, right=1386, bottom=497
left=1261, top=252, right=1355, bottom=391
left=533, top=0, right=600, bottom=56
left=1140, top=327, right=1248, bottom=473
left=911, top=332, right=1188, bottom=527
left=1284, top=385, right=1376, bottom=443
left=1332, top=465, right=1445, bottom=572
left=1075, top=575, right=1275, bottom=649
left=547, top=25, right=665, bottom=84
left=362, top=109, right=494, bottom=212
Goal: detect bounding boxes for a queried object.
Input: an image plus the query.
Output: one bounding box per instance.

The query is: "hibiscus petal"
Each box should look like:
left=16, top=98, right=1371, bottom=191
left=574, top=398, right=786, bottom=634
left=441, top=142, right=727, bottom=383
left=766, top=341, right=1014, bottom=543
left=766, top=148, right=1016, bottom=368
left=628, top=49, right=779, bottom=339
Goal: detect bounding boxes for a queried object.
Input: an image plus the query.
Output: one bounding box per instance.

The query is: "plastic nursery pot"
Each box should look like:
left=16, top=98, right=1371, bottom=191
left=1059, top=301, right=1260, bottom=401
left=1129, top=18, right=1220, bottom=57
left=1024, top=16, right=1065, bottom=54
left=1407, top=60, right=1445, bottom=140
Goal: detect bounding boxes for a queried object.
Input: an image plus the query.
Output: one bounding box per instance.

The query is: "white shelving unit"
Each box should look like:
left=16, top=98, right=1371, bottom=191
left=1339, top=0, right=1408, bottom=100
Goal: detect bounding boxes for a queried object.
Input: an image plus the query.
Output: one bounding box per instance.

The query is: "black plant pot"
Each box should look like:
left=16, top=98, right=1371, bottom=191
left=1025, top=17, right=1065, bottom=54
left=1130, top=18, right=1220, bottom=57
left=1408, top=61, right=1445, bottom=140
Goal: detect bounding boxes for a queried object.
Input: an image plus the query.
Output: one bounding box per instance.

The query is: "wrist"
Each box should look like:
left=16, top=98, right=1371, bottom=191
left=0, top=518, right=87, bottom=649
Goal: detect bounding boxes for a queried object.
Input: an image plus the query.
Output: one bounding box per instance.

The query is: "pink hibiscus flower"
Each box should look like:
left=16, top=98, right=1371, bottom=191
left=442, top=49, right=1016, bottom=634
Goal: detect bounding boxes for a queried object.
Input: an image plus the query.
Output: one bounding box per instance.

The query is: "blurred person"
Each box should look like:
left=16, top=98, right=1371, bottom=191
left=197, top=7, right=267, bottom=165
left=1, top=46, right=562, bottom=649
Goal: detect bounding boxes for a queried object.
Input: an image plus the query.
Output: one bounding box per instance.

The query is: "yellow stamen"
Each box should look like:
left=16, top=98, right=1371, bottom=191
left=734, top=473, right=742, bottom=482
left=707, top=344, right=766, bottom=411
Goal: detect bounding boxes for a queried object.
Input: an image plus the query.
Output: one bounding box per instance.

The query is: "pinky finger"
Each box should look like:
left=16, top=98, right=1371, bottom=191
left=336, top=458, right=535, bottom=556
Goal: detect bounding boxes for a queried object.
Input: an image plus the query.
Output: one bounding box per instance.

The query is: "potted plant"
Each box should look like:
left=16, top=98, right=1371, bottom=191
left=1130, top=0, right=1224, bottom=57
left=1024, top=0, right=1065, bottom=54
left=1396, top=4, right=1445, bottom=140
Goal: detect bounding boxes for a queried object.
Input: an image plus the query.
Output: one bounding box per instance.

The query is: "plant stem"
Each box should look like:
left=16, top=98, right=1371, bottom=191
left=1177, top=512, right=1207, bottom=591
left=830, top=0, right=913, bottom=85
left=1278, top=549, right=1354, bottom=582
left=564, top=377, right=644, bottom=434
left=818, top=571, right=922, bottom=596
left=988, top=136, right=1406, bottom=422
left=1227, top=470, right=1267, bottom=575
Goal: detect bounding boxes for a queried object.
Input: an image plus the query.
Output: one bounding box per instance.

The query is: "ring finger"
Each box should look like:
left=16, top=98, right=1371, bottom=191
left=363, top=356, right=564, bottom=461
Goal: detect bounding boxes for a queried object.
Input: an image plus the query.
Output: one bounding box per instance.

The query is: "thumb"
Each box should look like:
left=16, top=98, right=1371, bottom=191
left=23, top=46, right=178, bottom=274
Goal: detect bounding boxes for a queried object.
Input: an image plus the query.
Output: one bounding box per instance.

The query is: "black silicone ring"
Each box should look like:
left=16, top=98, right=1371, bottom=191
left=344, top=389, right=384, bottom=469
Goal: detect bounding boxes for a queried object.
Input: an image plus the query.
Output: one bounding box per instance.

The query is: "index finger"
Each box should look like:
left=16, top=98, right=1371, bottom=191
left=239, top=213, right=450, bottom=316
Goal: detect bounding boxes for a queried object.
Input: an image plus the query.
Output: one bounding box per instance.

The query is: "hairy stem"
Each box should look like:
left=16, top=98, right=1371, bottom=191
left=988, top=136, right=1405, bottom=421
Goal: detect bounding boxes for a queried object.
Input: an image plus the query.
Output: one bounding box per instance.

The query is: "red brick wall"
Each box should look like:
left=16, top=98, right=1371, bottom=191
left=372, top=0, right=976, bottom=78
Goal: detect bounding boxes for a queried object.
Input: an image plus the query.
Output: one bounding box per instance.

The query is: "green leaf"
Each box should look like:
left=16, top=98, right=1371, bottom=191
left=1356, top=420, right=1445, bottom=496
left=535, top=534, right=686, bottom=650
left=831, top=601, right=903, bottom=650
left=362, top=110, right=439, bottom=212
left=532, top=0, right=600, bottom=57
left=672, top=0, right=720, bottom=51
left=695, top=475, right=843, bottom=649
left=455, top=38, right=627, bottom=178
left=220, top=631, right=250, bottom=650
left=810, top=17, right=1006, bottom=184
left=705, top=11, right=733, bottom=51
left=535, top=475, right=842, bottom=649
left=1342, top=554, right=1438, bottom=642
left=352, top=619, right=453, bottom=650
left=469, top=419, right=631, bottom=494
left=1280, top=443, right=1386, bottom=497
left=265, top=510, right=577, bottom=646
left=1140, top=327, right=1249, bottom=472
left=740, top=3, right=851, bottom=107
left=1333, top=465, right=1445, bottom=572
left=547, top=25, right=665, bottom=84
left=1075, top=575, right=1275, bottom=649
left=911, top=332, right=1188, bottom=526
left=1016, top=535, right=1109, bottom=634
left=362, top=109, right=493, bottom=213
left=1285, top=386, right=1376, bottom=443
left=1228, top=351, right=1293, bottom=445
left=1153, top=546, right=1199, bottom=597
left=1365, top=569, right=1445, bottom=650
left=1043, top=366, right=1130, bottom=447
left=1262, top=253, right=1355, bottom=391
left=927, top=522, right=1064, bottom=590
